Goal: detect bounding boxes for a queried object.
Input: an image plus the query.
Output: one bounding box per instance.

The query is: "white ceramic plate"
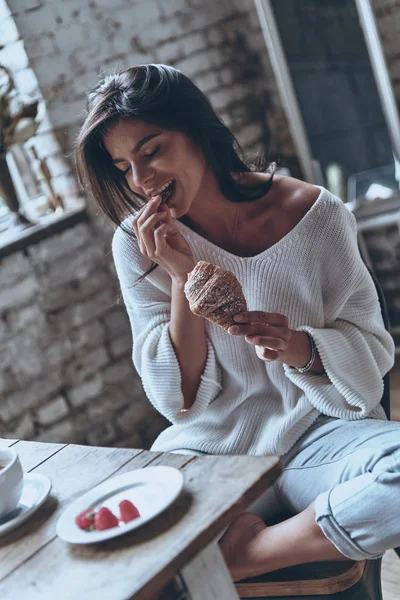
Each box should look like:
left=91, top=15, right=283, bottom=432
left=56, top=466, right=184, bottom=544
left=0, top=473, right=52, bottom=537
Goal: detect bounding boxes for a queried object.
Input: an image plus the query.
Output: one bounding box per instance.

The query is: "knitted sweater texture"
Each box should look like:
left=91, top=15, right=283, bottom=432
left=112, top=187, right=395, bottom=456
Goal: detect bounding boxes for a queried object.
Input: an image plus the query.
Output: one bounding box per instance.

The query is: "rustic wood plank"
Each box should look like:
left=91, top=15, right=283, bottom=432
left=0, top=439, right=19, bottom=448
left=180, top=540, right=240, bottom=599
left=0, top=453, right=281, bottom=600
left=12, top=441, right=67, bottom=472
left=0, top=444, right=158, bottom=581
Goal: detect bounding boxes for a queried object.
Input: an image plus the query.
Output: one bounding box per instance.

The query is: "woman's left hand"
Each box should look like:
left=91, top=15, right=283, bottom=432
left=228, top=311, right=292, bottom=362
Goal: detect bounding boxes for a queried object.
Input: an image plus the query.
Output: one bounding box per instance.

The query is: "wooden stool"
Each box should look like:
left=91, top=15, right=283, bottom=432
left=235, top=557, right=383, bottom=599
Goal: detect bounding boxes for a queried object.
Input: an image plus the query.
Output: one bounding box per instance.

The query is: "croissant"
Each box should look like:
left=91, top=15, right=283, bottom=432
left=184, top=261, right=248, bottom=331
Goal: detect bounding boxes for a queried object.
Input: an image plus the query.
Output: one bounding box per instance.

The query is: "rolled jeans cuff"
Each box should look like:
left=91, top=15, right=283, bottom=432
left=314, top=490, right=384, bottom=561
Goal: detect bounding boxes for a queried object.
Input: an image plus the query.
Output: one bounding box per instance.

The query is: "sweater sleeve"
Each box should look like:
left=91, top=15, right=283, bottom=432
left=283, top=201, right=395, bottom=420
left=111, top=223, right=222, bottom=424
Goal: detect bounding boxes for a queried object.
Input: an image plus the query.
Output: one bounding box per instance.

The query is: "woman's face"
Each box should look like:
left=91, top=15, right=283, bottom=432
left=103, top=119, right=207, bottom=218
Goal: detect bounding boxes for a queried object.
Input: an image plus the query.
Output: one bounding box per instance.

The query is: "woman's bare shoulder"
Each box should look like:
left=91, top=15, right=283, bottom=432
left=274, top=175, right=321, bottom=209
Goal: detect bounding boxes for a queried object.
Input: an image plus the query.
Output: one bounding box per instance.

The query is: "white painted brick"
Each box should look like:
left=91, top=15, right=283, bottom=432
left=64, top=346, right=109, bottom=385
left=11, top=5, right=58, bottom=38
left=103, top=358, right=135, bottom=384
left=109, top=334, right=132, bottom=359
left=8, top=336, right=46, bottom=385
left=236, top=122, right=263, bottom=147
left=22, top=33, right=58, bottom=60
left=0, top=276, right=39, bottom=312
left=35, top=396, right=69, bottom=426
left=53, top=288, right=117, bottom=330
left=44, top=337, right=74, bottom=367
left=2, top=371, right=62, bottom=422
left=127, top=0, right=161, bottom=26
left=47, top=98, right=85, bottom=129
left=36, top=246, right=108, bottom=288
left=207, top=26, right=225, bottom=46
left=68, top=375, right=103, bottom=407
left=13, top=67, right=40, bottom=95
left=0, top=16, right=19, bottom=45
left=156, top=0, right=187, bottom=17
left=157, top=38, right=183, bottom=63
left=67, top=320, right=105, bottom=352
left=6, top=0, right=42, bottom=13
left=50, top=1, right=92, bottom=28
left=103, top=308, right=130, bottom=337
left=135, top=16, right=181, bottom=46
left=9, top=413, right=35, bottom=439
left=116, top=401, right=150, bottom=435
left=0, top=369, right=14, bottom=396
left=0, top=40, right=28, bottom=71
left=180, top=32, right=208, bottom=55
left=194, top=70, right=219, bottom=93
left=51, top=22, right=92, bottom=55
left=36, top=419, right=77, bottom=443
left=40, top=270, right=112, bottom=312
left=86, top=421, right=117, bottom=446
left=8, top=304, right=45, bottom=334
left=208, top=83, right=250, bottom=110
left=29, top=55, right=67, bottom=88
left=85, top=390, right=130, bottom=421
left=0, top=251, right=31, bottom=284
left=218, top=66, right=234, bottom=86
left=28, top=223, right=93, bottom=263
left=175, top=47, right=225, bottom=76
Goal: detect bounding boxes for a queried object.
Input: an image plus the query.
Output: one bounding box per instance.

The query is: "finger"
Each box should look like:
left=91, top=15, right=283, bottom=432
left=153, top=223, right=168, bottom=255
left=228, top=323, right=269, bottom=337
left=141, top=212, right=168, bottom=257
left=245, top=335, right=287, bottom=351
left=255, top=345, right=280, bottom=362
left=136, top=195, right=163, bottom=229
left=233, top=311, right=288, bottom=327
left=135, top=196, right=163, bottom=256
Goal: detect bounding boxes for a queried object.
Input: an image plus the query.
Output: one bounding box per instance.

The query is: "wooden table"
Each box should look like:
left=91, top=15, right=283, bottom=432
left=0, top=438, right=281, bottom=600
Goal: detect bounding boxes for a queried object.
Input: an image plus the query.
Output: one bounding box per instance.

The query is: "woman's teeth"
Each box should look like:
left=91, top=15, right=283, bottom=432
left=151, top=180, right=174, bottom=198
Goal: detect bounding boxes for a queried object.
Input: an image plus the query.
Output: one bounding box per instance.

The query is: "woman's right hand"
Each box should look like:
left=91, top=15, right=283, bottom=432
left=132, top=195, right=195, bottom=283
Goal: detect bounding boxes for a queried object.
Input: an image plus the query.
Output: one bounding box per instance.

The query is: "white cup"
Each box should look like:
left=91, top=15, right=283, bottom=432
left=0, top=449, right=24, bottom=518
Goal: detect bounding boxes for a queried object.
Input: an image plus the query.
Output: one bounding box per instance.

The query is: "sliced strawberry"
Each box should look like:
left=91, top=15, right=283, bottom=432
left=75, top=508, right=95, bottom=531
left=95, top=507, right=119, bottom=531
left=119, top=499, right=141, bottom=523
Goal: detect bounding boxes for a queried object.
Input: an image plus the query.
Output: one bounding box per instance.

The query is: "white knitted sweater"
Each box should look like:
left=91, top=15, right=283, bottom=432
left=112, top=187, right=395, bottom=456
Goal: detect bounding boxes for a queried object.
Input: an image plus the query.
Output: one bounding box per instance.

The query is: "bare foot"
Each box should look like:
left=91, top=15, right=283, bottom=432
left=219, top=512, right=267, bottom=582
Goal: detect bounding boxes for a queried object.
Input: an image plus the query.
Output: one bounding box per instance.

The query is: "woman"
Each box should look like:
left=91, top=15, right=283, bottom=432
left=76, top=64, right=399, bottom=582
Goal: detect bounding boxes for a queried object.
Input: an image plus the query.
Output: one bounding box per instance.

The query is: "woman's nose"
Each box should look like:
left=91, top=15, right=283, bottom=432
left=130, top=163, right=154, bottom=189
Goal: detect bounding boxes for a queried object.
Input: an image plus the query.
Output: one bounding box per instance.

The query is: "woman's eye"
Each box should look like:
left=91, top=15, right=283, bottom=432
left=143, top=146, right=160, bottom=160
left=122, top=166, right=130, bottom=175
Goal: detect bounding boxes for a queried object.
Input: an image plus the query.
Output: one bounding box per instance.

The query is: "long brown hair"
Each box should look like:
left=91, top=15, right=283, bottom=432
left=75, top=64, right=275, bottom=281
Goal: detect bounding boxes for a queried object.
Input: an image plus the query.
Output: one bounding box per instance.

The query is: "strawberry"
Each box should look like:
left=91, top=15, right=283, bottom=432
left=75, top=508, right=95, bottom=531
left=119, top=499, right=140, bottom=523
left=95, top=507, right=119, bottom=531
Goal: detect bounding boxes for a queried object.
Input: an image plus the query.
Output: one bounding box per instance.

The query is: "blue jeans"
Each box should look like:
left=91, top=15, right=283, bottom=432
left=174, top=415, right=400, bottom=560
left=249, top=415, right=400, bottom=560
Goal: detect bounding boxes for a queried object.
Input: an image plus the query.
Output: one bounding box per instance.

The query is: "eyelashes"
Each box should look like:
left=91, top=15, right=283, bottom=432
left=120, top=146, right=161, bottom=176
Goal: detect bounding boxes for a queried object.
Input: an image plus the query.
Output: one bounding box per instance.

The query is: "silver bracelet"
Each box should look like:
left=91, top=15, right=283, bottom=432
left=296, top=330, right=317, bottom=373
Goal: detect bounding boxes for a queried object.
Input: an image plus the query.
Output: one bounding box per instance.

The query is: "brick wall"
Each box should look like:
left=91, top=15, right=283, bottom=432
left=1, top=0, right=400, bottom=448
left=0, top=0, right=295, bottom=447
